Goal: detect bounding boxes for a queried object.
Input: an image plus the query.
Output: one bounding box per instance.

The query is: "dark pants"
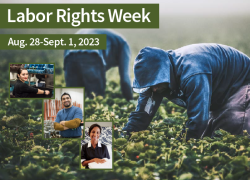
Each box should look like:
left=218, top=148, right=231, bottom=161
left=203, top=84, right=250, bottom=138
left=64, top=52, right=106, bottom=98
left=61, top=136, right=81, bottom=138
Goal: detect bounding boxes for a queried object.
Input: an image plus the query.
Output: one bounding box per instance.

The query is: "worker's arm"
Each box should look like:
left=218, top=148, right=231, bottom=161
left=37, top=89, right=50, bottom=95
left=181, top=74, right=212, bottom=139
left=20, top=83, right=50, bottom=95
left=21, top=83, right=38, bottom=94
left=118, top=41, right=133, bottom=101
left=123, top=88, right=163, bottom=132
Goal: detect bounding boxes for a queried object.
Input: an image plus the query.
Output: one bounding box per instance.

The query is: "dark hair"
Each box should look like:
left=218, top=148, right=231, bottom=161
left=88, top=123, right=102, bottom=136
left=61, top=92, right=71, bottom=100
left=17, top=68, right=28, bottom=79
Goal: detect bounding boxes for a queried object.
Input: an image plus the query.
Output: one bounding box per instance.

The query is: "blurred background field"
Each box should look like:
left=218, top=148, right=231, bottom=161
left=1, top=15, right=250, bottom=87
left=1, top=10, right=250, bottom=180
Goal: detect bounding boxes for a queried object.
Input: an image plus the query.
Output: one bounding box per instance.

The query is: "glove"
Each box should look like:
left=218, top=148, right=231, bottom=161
left=122, top=111, right=152, bottom=132
left=64, top=118, right=81, bottom=129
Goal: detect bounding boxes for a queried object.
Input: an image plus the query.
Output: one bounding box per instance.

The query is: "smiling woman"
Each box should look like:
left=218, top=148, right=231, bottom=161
left=81, top=123, right=111, bottom=169
left=13, top=68, right=50, bottom=98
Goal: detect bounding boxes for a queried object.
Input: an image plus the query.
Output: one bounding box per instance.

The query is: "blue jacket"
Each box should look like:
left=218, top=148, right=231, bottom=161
left=64, top=29, right=133, bottom=101
left=123, top=43, right=250, bottom=139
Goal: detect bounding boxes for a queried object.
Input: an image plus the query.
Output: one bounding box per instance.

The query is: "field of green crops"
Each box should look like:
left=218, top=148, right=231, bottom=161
left=1, top=15, right=250, bottom=179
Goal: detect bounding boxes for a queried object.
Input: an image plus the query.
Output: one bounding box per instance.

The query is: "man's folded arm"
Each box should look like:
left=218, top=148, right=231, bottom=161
left=54, top=122, right=65, bottom=131
left=54, top=118, right=82, bottom=130
left=63, top=107, right=83, bottom=129
left=64, top=118, right=81, bottom=128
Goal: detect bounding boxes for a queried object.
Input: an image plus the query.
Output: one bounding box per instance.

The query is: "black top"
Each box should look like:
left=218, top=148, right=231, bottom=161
left=81, top=142, right=110, bottom=168
left=13, top=80, right=38, bottom=98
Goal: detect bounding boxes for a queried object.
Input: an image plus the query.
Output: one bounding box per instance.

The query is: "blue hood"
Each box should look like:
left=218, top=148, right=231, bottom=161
left=125, top=43, right=250, bottom=139
left=133, top=47, right=171, bottom=92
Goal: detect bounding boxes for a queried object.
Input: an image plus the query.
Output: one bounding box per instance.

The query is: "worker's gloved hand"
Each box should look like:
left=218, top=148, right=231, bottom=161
left=122, top=111, right=152, bottom=132
left=179, top=126, right=203, bottom=141
left=120, top=130, right=132, bottom=139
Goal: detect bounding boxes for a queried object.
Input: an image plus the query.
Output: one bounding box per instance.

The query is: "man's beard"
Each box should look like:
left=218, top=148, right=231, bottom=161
left=64, top=102, right=71, bottom=107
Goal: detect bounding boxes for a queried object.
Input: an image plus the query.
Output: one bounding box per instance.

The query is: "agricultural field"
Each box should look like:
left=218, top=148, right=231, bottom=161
left=1, top=15, right=250, bottom=179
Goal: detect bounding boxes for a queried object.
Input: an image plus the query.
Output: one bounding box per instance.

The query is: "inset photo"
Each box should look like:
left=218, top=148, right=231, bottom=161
left=10, top=63, right=54, bottom=98
left=81, top=122, right=113, bottom=170
left=43, top=88, right=84, bottom=139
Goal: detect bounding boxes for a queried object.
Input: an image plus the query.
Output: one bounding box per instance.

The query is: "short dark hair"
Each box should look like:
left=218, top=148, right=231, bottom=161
left=61, top=92, right=71, bottom=100
left=17, top=68, right=28, bottom=79
left=88, top=123, right=102, bottom=136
